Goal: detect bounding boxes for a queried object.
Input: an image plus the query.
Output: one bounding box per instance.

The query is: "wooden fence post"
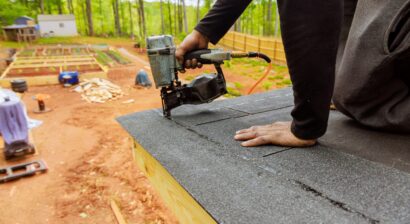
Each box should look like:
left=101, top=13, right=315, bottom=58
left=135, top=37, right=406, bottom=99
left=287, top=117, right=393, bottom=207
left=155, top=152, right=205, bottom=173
left=244, top=34, right=247, bottom=52
left=232, top=32, right=236, bottom=50
left=257, top=37, right=261, bottom=52
left=219, top=31, right=286, bottom=65
left=273, top=40, right=277, bottom=63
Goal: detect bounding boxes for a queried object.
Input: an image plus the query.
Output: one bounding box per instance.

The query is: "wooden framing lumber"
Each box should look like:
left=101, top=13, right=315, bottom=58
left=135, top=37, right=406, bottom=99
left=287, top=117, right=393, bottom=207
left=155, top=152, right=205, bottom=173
left=2, top=29, right=8, bottom=41
left=16, top=55, right=93, bottom=60
left=0, top=71, right=107, bottom=87
left=110, top=199, right=128, bottom=224
left=132, top=140, right=217, bottom=224
left=1, top=46, right=109, bottom=87
left=0, top=60, right=15, bottom=79
left=11, top=62, right=101, bottom=69
left=14, top=57, right=95, bottom=63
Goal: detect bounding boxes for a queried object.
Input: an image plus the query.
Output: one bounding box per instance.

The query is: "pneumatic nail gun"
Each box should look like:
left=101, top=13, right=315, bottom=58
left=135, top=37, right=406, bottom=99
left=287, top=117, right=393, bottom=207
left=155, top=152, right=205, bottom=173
left=146, top=35, right=271, bottom=117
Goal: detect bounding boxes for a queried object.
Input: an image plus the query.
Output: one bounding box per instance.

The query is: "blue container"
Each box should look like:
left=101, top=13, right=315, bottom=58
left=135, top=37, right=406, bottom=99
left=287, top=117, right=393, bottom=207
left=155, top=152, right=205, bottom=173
left=59, top=71, right=79, bottom=85
left=135, top=69, right=152, bottom=87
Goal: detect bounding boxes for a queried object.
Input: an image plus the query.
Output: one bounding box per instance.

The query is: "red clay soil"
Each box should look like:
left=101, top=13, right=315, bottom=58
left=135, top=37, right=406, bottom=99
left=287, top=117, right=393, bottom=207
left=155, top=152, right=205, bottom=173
left=0, top=59, right=178, bottom=223
left=0, top=48, right=275, bottom=224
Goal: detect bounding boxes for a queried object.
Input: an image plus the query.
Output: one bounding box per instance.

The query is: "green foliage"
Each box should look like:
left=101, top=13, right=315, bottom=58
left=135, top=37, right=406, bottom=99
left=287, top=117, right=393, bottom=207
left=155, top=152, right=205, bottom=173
left=281, top=79, right=292, bottom=86
left=0, top=1, right=29, bottom=26
left=19, top=49, right=34, bottom=56
left=224, top=60, right=232, bottom=68
left=36, top=37, right=79, bottom=45
left=184, top=75, right=194, bottom=81
left=234, top=82, right=244, bottom=90
left=0, top=0, right=280, bottom=39
left=237, top=0, right=281, bottom=36
left=95, top=51, right=113, bottom=66
left=225, top=87, right=242, bottom=98
left=268, top=74, right=284, bottom=81
left=262, top=81, right=273, bottom=90
left=232, top=58, right=266, bottom=67
left=106, top=50, right=130, bottom=64
left=0, top=41, right=25, bottom=48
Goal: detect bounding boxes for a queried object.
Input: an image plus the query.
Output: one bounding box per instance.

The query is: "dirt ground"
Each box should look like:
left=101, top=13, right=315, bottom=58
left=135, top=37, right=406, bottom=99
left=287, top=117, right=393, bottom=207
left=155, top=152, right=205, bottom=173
left=0, top=53, right=179, bottom=223
left=0, top=42, right=285, bottom=224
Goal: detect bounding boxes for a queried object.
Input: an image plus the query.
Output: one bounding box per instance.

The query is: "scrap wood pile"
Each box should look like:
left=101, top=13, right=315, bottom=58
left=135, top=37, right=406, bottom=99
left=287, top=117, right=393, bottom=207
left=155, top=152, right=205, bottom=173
left=73, top=78, right=124, bottom=103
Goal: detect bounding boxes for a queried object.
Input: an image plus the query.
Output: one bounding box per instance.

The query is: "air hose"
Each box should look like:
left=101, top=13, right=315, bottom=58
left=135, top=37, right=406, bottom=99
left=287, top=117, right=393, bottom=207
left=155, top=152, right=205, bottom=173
left=231, top=52, right=273, bottom=95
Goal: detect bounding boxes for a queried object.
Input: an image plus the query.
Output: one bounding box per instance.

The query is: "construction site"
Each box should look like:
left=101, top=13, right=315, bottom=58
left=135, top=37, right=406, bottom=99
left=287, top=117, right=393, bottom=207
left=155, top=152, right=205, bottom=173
left=0, top=32, right=296, bottom=223
left=1, top=1, right=410, bottom=223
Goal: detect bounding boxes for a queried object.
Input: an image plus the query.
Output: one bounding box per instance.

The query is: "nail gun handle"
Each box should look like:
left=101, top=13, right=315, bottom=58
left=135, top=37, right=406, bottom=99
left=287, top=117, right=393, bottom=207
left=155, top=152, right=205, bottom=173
left=184, top=49, right=213, bottom=65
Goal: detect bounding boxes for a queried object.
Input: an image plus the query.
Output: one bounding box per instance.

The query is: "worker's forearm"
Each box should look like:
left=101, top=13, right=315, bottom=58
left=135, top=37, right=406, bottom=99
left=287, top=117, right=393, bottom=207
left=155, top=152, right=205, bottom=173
left=195, top=0, right=252, bottom=44
left=277, top=0, right=343, bottom=139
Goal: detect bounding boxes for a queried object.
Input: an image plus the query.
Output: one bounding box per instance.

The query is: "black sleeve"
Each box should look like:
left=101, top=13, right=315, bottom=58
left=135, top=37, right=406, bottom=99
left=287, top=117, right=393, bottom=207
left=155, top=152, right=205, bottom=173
left=195, top=0, right=252, bottom=44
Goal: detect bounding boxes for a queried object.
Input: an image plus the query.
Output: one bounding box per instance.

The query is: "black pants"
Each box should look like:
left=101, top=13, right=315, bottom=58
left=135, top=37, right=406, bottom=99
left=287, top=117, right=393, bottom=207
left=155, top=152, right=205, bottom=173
left=196, top=0, right=410, bottom=138
left=277, top=0, right=343, bottom=139
left=334, top=0, right=410, bottom=133
left=196, top=0, right=343, bottom=139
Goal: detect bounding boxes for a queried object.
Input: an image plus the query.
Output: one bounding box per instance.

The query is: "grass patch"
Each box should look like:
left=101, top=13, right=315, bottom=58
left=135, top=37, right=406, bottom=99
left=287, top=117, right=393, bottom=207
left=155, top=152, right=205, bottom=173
left=107, top=50, right=130, bottom=64
left=19, top=49, right=34, bottom=56
left=234, top=82, right=244, bottom=90
left=262, top=81, right=273, bottom=90
left=225, top=87, right=242, bottom=98
left=0, top=41, right=26, bottom=48
left=184, top=75, right=194, bottom=81
left=95, top=50, right=113, bottom=66
left=35, top=36, right=134, bottom=46
left=268, top=74, right=285, bottom=81
left=281, top=79, right=292, bottom=86
left=224, top=60, right=232, bottom=68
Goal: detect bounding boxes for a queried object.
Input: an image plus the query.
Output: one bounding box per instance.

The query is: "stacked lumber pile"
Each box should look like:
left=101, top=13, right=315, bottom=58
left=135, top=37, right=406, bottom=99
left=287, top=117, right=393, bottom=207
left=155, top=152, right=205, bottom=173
left=74, top=78, right=124, bottom=103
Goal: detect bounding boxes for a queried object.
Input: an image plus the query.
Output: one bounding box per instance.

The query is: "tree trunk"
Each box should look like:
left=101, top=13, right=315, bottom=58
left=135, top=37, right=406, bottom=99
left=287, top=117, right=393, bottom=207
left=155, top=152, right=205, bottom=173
left=176, top=0, right=180, bottom=33
left=181, top=0, right=188, bottom=33
left=113, top=0, right=121, bottom=36
left=39, top=0, right=44, bottom=14
left=136, top=1, right=143, bottom=38
left=67, top=0, right=74, bottom=14
left=57, top=0, right=63, bottom=14
left=234, top=18, right=241, bottom=32
left=173, top=0, right=177, bottom=35
left=81, top=1, right=88, bottom=34
left=99, top=0, right=104, bottom=35
left=160, top=0, right=165, bottom=34
left=167, top=0, right=172, bottom=35
left=178, top=0, right=183, bottom=33
left=138, top=0, right=146, bottom=39
left=274, top=4, right=279, bottom=37
left=46, top=0, right=52, bottom=14
left=121, top=1, right=126, bottom=34
left=196, top=0, right=200, bottom=23
left=86, top=0, right=94, bottom=36
left=128, top=1, right=134, bottom=38
left=266, top=0, right=272, bottom=36
left=249, top=8, right=253, bottom=35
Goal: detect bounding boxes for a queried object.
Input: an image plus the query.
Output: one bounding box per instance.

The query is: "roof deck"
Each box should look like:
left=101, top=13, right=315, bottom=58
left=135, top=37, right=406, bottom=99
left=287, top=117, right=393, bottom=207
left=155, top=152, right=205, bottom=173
left=118, top=88, right=410, bottom=223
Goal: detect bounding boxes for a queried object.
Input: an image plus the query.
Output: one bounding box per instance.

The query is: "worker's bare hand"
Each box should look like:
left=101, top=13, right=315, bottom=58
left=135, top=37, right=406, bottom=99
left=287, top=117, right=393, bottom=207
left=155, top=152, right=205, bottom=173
left=234, top=121, right=317, bottom=147
left=176, top=30, right=209, bottom=70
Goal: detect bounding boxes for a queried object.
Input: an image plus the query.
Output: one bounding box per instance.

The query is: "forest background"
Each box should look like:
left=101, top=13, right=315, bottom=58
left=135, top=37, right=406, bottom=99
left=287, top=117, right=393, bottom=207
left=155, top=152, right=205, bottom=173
left=0, top=0, right=280, bottom=43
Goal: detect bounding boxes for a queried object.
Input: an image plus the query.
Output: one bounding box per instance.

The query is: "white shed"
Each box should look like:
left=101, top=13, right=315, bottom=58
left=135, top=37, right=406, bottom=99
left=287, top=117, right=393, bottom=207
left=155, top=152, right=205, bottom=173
left=38, top=14, right=78, bottom=37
